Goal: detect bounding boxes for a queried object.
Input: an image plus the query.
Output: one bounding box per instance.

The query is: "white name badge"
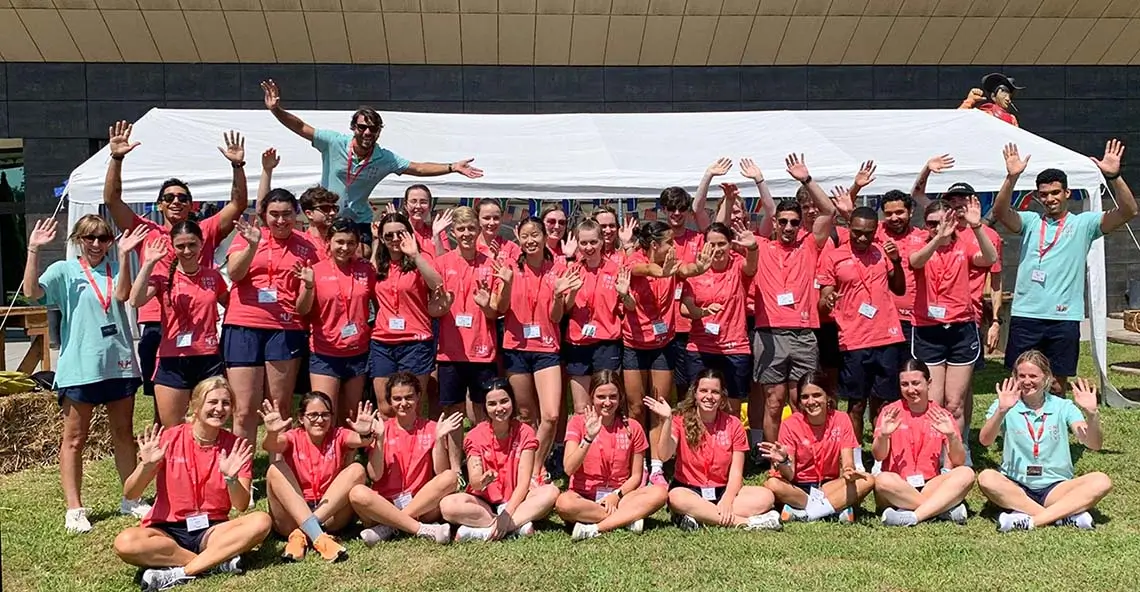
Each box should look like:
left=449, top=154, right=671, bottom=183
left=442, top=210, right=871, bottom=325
left=927, top=306, right=947, bottom=320
left=394, top=492, right=413, bottom=510
left=814, top=279, right=821, bottom=289
left=858, top=303, right=878, bottom=319
left=906, top=474, right=926, bottom=488
left=1031, top=269, right=1047, bottom=283
left=674, top=287, right=683, bottom=301
left=185, top=513, right=209, bottom=532
left=594, top=488, right=615, bottom=502
left=257, top=288, right=278, bottom=304
left=581, top=324, right=597, bottom=338
left=705, top=322, right=721, bottom=336
left=777, top=292, right=795, bottom=307
left=456, top=314, right=474, bottom=328
left=652, top=321, right=668, bottom=336
left=523, top=324, right=542, bottom=339
left=340, top=323, right=359, bottom=338
left=700, top=487, right=717, bottom=501
left=388, top=317, right=406, bottom=331
left=175, top=332, right=193, bottom=348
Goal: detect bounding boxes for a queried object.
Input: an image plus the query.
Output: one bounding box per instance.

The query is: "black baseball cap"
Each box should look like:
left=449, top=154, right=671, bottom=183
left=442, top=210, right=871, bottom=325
left=943, top=182, right=975, bottom=197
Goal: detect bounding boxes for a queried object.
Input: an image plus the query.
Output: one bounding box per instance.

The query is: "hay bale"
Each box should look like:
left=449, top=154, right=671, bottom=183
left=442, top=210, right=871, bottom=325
left=0, top=391, right=114, bottom=475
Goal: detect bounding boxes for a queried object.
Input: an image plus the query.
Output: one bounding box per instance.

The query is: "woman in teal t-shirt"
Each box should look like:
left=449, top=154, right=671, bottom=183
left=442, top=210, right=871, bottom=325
left=977, top=349, right=1112, bottom=532
left=22, top=216, right=148, bottom=534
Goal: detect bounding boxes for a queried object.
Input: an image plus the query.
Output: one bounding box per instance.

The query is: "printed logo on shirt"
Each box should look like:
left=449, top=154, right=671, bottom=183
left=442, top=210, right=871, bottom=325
left=475, top=344, right=490, bottom=356
left=715, top=430, right=729, bottom=447
left=205, top=336, right=219, bottom=348
left=202, top=276, right=217, bottom=290
left=615, top=432, right=630, bottom=451
left=418, top=432, right=434, bottom=450
left=1056, top=304, right=1069, bottom=313
left=280, top=313, right=293, bottom=322
left=602, top=274, right=615, bottom=288
left=117, top=360, right=133, bottom=369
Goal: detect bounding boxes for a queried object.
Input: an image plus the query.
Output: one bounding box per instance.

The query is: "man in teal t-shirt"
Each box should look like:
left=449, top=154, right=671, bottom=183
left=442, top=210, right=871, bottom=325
left=991, top=140, right=1138, bottom=393
left=262, top=79, right=483, bottom=250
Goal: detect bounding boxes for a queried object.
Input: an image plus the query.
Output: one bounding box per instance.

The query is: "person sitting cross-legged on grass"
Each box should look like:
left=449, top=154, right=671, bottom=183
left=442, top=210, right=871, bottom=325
left=349, top=372, right=462, bottom=546
left=872, top=359, right=975, bottom=526
left=113, top=377, right=271, bottom=592
left=760, top=370, right=874, bottom=524
left=260, top=393, right=376, bottom=563
left=646, top=369, right=782, bottom=531
left=440, top=378, right=560, bottom=541
left=555, top=370, right=668, bottom=541
left=977, top=350, right=1112, bottom=532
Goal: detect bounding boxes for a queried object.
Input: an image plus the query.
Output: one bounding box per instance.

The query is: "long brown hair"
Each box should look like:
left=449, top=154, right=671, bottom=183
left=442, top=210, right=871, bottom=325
left=589, top=369, right=627, bottom=420
left=676, top=368, right=728, bottom=448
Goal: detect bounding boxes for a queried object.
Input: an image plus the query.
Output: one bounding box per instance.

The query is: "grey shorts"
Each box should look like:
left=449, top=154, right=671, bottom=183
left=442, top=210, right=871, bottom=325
left=752, top=328, right=818, bottom=385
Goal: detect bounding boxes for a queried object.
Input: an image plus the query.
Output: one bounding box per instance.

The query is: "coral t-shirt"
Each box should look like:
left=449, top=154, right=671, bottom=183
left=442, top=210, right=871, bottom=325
left=874, top=225, right=927, bottom=323
left=463, top=421, right=539, bottom=505
left=683, top=253, right=751, bottom=355
left=143, top=424, right=252, bottom=527
left=371, top=257, right=435, bottom=344
left=308, top=258, right=375, bottom=356
left=283, top=427, right=353, bottom=502
left=671, top=228, right=705, bottom=335
left=566, top=259, right=623, bottom=345
left=148, top=267, right=227, bottom=358
left=434, top=250, right=499, bottom=363
left=623, top=250, right=677, bottom=349
left=564, top=414, right=649, bottom=499
left=671, top=412, right=748, bottom=488
left=503, top=259, right=565, bottom=353
left=776, top=410, right=859, bottom=483
left=751, top=234, right=820, bottom=329
left=817, top=243, right=905, bottom=351
left=874, top=400, right=957, bottom=481
left=957, top=225, right=1003, bottom=322
left=130, top=213, right=223, bottom=325
left=913, top=239, right=980, bottom=327
left=224, top=229, right=319, bottom=331
left=371, top=417, right=438, bottom=500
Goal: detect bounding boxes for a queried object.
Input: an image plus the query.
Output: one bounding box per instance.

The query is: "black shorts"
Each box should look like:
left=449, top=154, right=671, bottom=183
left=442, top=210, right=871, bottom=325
left=898, top=320, right=914, bottom=363
left=564, top=341, right=622, bottom=376
left=672, top=333, right=692, bottom=391
left=503, top=350, right=561, bottom=374
left=370, top=339, right=436, bottom=377
left=912, top=322, right=981, bottom=366
left=57, top=377, right=141, bottom=407
left=814, top=322, right=842, bottom=370
left=839, top=345, right=900, bottom=401
left=153, top=519, right=221, bottom=553
left=138, top=322, right=163, bottom=397
left=309, top=351, right=369, bottom=379
left=437, top=361, right=498, bottom=406
left=669, top=481, right=726, bottom=504
left=622, top=344, right=676, bottom=372
left=154, top=355, right=224, bottom=390
left=686, top=352, right=751, bottom=400
left=1017, top=479, right=1062, bottom=506
left=222, top=326, right=307, bottom=366
left=1005, top=317, right=1080, bottom=377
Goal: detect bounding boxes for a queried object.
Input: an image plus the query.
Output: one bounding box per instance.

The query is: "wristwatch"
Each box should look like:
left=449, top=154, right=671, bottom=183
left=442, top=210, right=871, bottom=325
left=778, top=456, right=792, bottom=467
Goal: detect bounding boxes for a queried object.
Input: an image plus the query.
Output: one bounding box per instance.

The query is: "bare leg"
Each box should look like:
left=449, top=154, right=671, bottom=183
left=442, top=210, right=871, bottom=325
left=181, top=512, right=272, bottom=576
left=569, top=375, right=591, bottom=415
left=555, top=486, right=668, bottom=532
left=647, top=369, right=675, bottom=462
left=265, top=359, right=301, bottom=418
left=338, top=375, right=366, bottom=425
left=349, top=486, right=423, bottom=534
left=624, top=369, right=649, bottom=454
left=424, top=372, right=440, bottom=419
left=846, top=399, right=867, bottom=447
left=311, top=463, right=366, bottom=530
left=532, top=365, right=563, bottom=480
left=113, top=527, right=196, bottom=568
left=668, top=487, right=773, bottom=527
left=439, top=493, right=497, bottom=528
left=153, top=386, right=191, bottom=427
left=764, top=478, right=809, bottom=509
left=373, top=376, right=392, bottom=418
left=60, top=399, right=94, bottom=509
left=1023, top=473, right=1111, bottom=526
left=225, top=366, right=264, bottom=444
left=309, top=374, right=343, bottom=422
left=508, top=484, right=559, bottom=527
left=105, top=395, right=138, bottom=484
left=977, top=469, right=1044, bottom=515
left=762, top=382, right=788, bottom=443
left=820, top=475, right=874, bottom=511
left=927, top=363, right=948, bottom=407
left=402, top=470, right=460, bottom=520
left=266, top=463, right=316, bottom=536
left=943, top=364, right=974, bottom=438
left=875, top=469, right=974, bottom=521
left=730, top=485, right=777, bottom=520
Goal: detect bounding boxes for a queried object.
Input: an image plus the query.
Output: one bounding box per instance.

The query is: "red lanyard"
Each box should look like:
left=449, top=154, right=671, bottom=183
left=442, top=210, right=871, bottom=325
left=393, top=419, right=419, bottom=493
left=386, top=262, right=403, bottom=317
left=170, top=271, right=193, bottom=334
left=523, top=262, right=548, bottom=325
left=906, top=412, right=930, bottom=474
left=184, top=428, right=219, bottom=513
left=1038, top=215, right=1066, bottom=261
left=265, top=235, right=283, bottom=283
left=345, top=141, right=372, bottom=190
left=928, top=246, right=960, bottom=303
left=701, top=414, right=723, bottom=484
left=1023, top=413, right=1049, bottom=459
left=306, top=431, right=335, bottom=490
left=581, top=264, right=608, bottom=322
left=79, top=258, right=113, bottom=315
left=334, top=262, right=357, bottom=319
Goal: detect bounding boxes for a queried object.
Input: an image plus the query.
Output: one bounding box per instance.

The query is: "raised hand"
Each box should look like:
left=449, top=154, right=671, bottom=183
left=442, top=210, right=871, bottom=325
left=927, top=154, right=955, bottom=174
left=1003, top=143, right=1031, bottom=177
left=854, top=160, right=877, bottom=189
left=963, top=196, right=983, bottom=227
left=695, top=243, right=714, bottom=271
left=28, top=218, right=58, bottom=249
left=262, top=147, right=280, bottom=171
left=584, top=405, right=602, bottom=440
left=430, top=286, right=455, bottom=310
left=291, top=262, right=314, bottom=286
left=1090, top=139, right=1124, bottom=179
left=935, top=210, right=958, bottom=243
left=257, top=398, right=293, bottom=433
left=555, top=268, right=579, bottom=295
left=371, top=412, right=387, bottom=440
left=739, top=157, right=764, bottom=182
left=384, top=202, right=398, bottom=215
left=996, top=377, right=1021, bottom=411
left=928, top=406, right=958, bottom=436
left=1071, top=377, right=1099, bottom=413
left=261, top=79, right=281, bottom=111
left=218, top=438, right=253, bottom=478
left=757, top=441, right=789, bottom=464
left=720, top=182, right=740, bottom=202
left=615, top=267, right=631, bottom=297
left=563, top=234, right=578, bottom=260
left=108, top=120, right=141, bottom=159
left=642, top=395, right=672, bottom=419
left=706, top=157, right=733, bottom=178
left=235, top=217, right=262, bottom=245
left=451, top=158, right=484, bottom=179
left=473, top=279, right=492, bottom=308
left=347, top=401, right=378, bottom=435
left=731, top=220, right=756, bottom=250
left=619, top=217, right=637, bottom=246
left=986, top=322, right=1000, bottom=353
left=785, top=153, right=812, bottom=183
left=492, top=261, right=513, bottom=284
left=136, top=424, right=166, bottom=465
left=660, top=248, right=679, bottom=277
left=398, top=231, right=420, bottom=257
left=143, top=238, right=169, bottom=264
left=435, top=412, right=465, bottom=440
left=117, top=225, right=149, bottom=256
left=432, top=208, right=454, bottom=237
left=878, top=406, right=902, bottom=436
left=217, top=130, right=245, bottom=164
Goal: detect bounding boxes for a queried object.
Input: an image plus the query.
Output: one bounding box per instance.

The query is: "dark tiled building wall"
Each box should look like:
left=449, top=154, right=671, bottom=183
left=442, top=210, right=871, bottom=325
left=3, top=63, right=1140, bottom=310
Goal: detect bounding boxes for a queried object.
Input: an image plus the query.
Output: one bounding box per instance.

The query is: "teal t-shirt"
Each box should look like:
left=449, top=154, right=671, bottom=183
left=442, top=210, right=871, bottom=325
left=985, top=395, right=1086, bottom=489
left=312, top=129, right=410, bottom=224
left=1010, top=210, right=1103, bottom=321
left=39, top=258, right=140, bottom=389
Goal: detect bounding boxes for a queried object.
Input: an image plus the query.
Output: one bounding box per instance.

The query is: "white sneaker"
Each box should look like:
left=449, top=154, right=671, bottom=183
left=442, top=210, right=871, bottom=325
left=208, top=556, right=243, bottom=575
left=939, top=503, right=968, bottom=525
left=673, top=513, right=700, bottom=532
left=65, top=508, right=92, bottom=534
left=245, top=485, right=257, bottom=511
left=140, top=567, right=193, bottom=591
left=120, top=498, right=152, bottom=519
left=998, top=511, right=1034, bottom=533
left=454, top=525, right=493, bottom=542
left=1056, top=511, right=1094, bottom=530
left=359, top=524, right=397, bottom=547
left=851, top=448, right=866, bottom=473
left=417, top=523, right=452, bottom=544
left=513, top=521, right=535, bottom=538
left=628, top=518, right=644, bottom=533
left=743, top=510, right=783, bottom=531
left=871, top=460, right=883, bottom=476
left=881, top=508, right=918, bottom=527
left=571, top=522, right=600, bottom=541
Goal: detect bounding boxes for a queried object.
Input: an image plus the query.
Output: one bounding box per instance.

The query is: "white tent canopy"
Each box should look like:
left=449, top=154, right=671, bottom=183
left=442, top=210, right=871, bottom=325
left=62, top=107, right=1116, bottom=400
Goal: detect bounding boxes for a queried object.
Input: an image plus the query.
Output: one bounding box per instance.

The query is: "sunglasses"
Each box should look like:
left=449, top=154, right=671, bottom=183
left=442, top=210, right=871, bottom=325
left=355, top=123, right=381, bottom=133
left=383, top=231, right=405, bottom=241
left=314, top=204, right=340, bottom=214
left=303, top=412, right=332, bottom=422
left=160, top=193, right=191, bottom=204
left=81, top=234, right=114, bottom=244
left=924, top=220, right=940, bottom=228
left=546, top=219, right=568, bottom=227
left=776, top=218, right=801, bottom=228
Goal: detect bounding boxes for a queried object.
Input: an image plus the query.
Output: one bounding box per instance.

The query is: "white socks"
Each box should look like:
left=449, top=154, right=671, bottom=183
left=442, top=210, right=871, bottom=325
left=805, top=496, right=836, bottom=522
left=650, top=459, right=664, bottom=475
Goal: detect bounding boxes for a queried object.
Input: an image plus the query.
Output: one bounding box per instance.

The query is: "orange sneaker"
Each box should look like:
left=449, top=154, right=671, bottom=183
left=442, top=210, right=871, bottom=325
left=281, top=529, right=307, bottom=562
left=312, top=533, right=348, bottom=563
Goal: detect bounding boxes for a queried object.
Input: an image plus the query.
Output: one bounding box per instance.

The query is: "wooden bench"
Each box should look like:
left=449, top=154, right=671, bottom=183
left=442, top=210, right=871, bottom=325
left=0, top=306, right=52, bottom=373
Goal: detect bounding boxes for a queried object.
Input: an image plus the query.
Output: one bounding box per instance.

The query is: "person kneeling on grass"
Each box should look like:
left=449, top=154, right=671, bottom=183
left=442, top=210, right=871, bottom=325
left=260, top=393, right=376, bottom=562
left=349, top=372, right=463, bottom=545
left=555, top=370, right=668, bottom=541
left=645, top=368, right=782, bottom=531
left=440, top=378, right=560, bottom=541
left=977, top=350, right=1111, bottom=532
left=760, top=370, right=874, bottom=524
left=113, top=377, right=270, bottom=591
left=873, top=359, right=974, bottom=526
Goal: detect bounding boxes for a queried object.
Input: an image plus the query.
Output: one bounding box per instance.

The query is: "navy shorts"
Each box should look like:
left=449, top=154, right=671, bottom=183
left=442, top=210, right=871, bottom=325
left=912, top=322, right=980, bottom=367
left=57, top=377, right=141, bottom=407
left=622, top=344, right=675, bottom=372
left=564, top=341, right=622, bottom=376
left=686, top=352, right=752, bottom=400
left=354, top=221, right=373, bottom=245
left=1005, top=317, right=1080, bottom=377
left=370, top=340, right=436, bottom=377
left=669, top=481, right=726, bottom=504
left=154, top=355, right=224, bottom=390
left=814, top=322, right=842, bottom=370
left=1017, top=479, right=1062, bottom=506
left=839, top=345, right=900, bottom=401
left=503, top=350, right=561, bottom=374
left=138, top=322, right=162, bottom=397
left=310, top=351, right=369, bottom=379
left=154, top=520, right=220, bottom=553
left=672, top=333, right=692, bottom=391
left=222, top=326, right=307, bottom=367
left=437, top=361, right=498, bottom=406
left=898, top=320, right=915, bottom=363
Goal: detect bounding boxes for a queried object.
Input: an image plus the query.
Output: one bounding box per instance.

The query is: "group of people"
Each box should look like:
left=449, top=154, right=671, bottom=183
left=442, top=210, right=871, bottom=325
left=22, top=81, right=1132, bottom=590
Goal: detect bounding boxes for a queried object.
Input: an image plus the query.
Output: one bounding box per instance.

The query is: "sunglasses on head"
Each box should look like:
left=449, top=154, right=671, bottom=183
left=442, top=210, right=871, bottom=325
left=355, top=123, right=381, bottom=133
left=160, top=193, right=191, bottom=204
left=776, top=218, right=801, bottom=227
left=81, top=234, right=113, bottom=244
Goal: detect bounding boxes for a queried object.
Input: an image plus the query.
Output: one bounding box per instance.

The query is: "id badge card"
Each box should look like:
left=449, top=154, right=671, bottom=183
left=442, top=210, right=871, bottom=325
left=776, top=292, right=795, bottom=307
left=456, top=314, right=474, bottom=328
left=927, top=305, right=947, bottom=320
left=388, top=317, right=406, bottom=331
left=257, top=288, right=278, bottom=304
left=594, top=488, right=615, bottom=502
left=858, top=303, right=878, bottom=319
left=700, top=487, right=717, bottom=501
left=523, top=324, right=542, bottom=339
left=394, top=492, right=413, bottom=510
left=674, top=287, right=683, bottom=301
left=1031, top=269, right=1047, bottom=284
left=652, top=321, right=668, bottom=336
left=100, top=324, right=119, bottom=338
left=340, top=323, right=359, bottom=338
left=705, top=322, right=721, bottom=336
left=1026, top=465, right=1044, bottom=477
left=906, top=474, right=927, bottom=488
left=185, top=513, right=209, bottom=532
left=175, top=332, right=193, bottom=348
left=581, top=323, right=597, bottom=338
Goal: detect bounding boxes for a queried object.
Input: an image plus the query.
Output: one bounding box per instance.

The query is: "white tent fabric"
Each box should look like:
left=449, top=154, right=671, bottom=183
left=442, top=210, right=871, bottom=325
left=62, top=107, right=1112, bottom=392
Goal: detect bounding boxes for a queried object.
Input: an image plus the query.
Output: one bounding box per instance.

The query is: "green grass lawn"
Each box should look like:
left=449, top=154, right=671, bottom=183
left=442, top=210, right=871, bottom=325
left=4, top=343, right=1140, bottom=591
